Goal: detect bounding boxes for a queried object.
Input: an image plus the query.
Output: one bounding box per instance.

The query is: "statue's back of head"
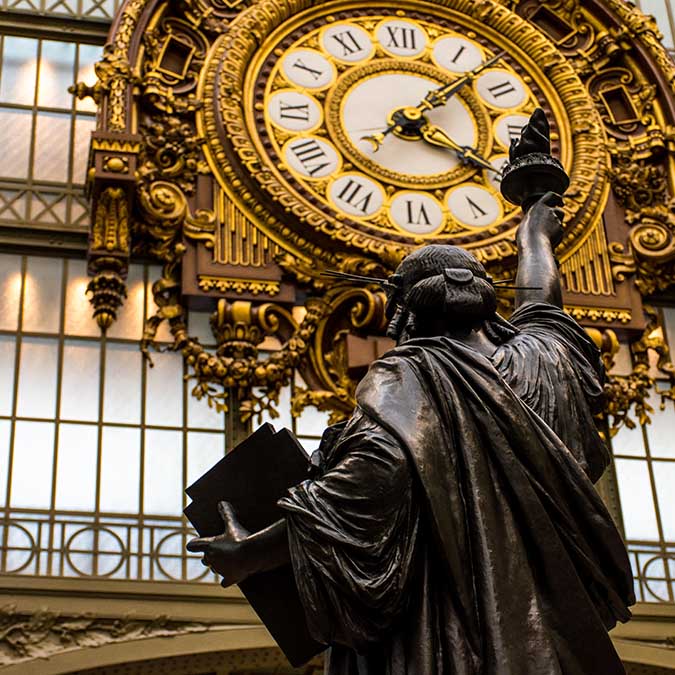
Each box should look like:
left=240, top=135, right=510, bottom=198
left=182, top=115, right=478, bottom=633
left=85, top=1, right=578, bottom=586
left=386, top=245, right=498, bottom=342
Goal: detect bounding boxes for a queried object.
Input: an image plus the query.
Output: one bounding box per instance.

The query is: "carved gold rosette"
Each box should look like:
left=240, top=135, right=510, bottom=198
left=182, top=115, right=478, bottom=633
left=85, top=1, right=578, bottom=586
left=78, top=0, right=675, bottom=425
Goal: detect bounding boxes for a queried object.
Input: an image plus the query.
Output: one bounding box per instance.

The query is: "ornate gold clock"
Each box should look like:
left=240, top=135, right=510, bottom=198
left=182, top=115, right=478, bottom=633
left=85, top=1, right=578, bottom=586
left=199, top=0, right=606, bottom=269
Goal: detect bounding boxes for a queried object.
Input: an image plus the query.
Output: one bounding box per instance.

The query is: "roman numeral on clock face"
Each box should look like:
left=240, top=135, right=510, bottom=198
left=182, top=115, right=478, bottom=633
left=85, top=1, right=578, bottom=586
left=385, top=26, right=417, bottom=50
left=331, top=30, right=363, bottom=56
left=279, top=101, right=310, bottom=121
left=292, top=58, right=323, bottom=80
left=487, top=81, right=517, bottom=99
left=330, top=175, right=384, bottom=217
left=337, top=179, right=374, bottom=213
left=406, top=200, right=431, bottom=226
left=289, top=139, right=330, bottom=176
left=506, top=123, right=524, bottom=141
left=465, top=196, right=488, bottom=219
left=450, top=45, right=466, bottom=64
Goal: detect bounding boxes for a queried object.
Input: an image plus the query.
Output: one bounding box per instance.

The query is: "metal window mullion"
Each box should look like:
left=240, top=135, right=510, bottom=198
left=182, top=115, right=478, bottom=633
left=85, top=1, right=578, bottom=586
left=1, top=255, right=26, bottom=573
left=92, top=326, right=106, bottom=577
left=25, top=37, right=42, bottom=221
left=45, top=257, right=68, bottom=575
left=138, top=264, right=149, bottom=580
left=181, top=332, right=189, bottom=582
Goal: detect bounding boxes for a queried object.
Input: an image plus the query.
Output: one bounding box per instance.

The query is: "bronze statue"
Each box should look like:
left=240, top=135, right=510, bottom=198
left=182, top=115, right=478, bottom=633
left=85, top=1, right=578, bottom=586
left=187, top=109, right=634, bottom=674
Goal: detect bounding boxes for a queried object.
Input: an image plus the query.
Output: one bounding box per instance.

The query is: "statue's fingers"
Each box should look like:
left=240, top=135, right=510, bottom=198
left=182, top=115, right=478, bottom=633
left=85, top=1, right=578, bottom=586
left=186, top=536, right=213, bottom=553
left=217, top=500, right=237, bottom=524
left=540, top=191, right=563, bottom=207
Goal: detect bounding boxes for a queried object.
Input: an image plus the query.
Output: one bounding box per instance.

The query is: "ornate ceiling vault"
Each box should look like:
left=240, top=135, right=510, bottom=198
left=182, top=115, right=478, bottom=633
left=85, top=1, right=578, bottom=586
left=76, top=0, right=675, bottom=429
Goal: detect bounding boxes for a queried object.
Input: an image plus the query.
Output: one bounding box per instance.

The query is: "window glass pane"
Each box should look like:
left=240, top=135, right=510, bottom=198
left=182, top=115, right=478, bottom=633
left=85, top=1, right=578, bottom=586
left=259, top=383, right=292, bottom=430
left=611, top=420, right=645, bottom=457
left=60, top=340, right=100, bottom=422
left=653, top=461, right=675, bottom=540
left=615, top=458, right=660, bottom=541
left=0, top=420, right=10, bottom=507
left=144, top=429, right=183, bottom=516
left=106, top=264, right=144, bottom=340
left=103, top=342, right=141, bottom=424
left=645, top=391, right=675, bottom=458
left=187, top=389, right=224, bottom=430
left=72, top=115, right=95, bottom=184
left=294, top=373, right=330, bottom=438
left=17, top=337, right=58, bottom=419
left=640, top=0, right=674, bottom=48
left=0, top=37, right=38, bottom=105
left=187, top=431, right=224, bottom=486
left=55, top=423, right=97, bottom=511
left=145, top=350, right=183, bottom=427
left=0, top=336, right=15, bottom=416
left=0, top=108, right=32, bottom=179
left=38, top=41, right=75, bottom=109
left=662, top=306, right=675, bottom=344
left=100, top=426, right=140, bottom=513
left=0, top=254, right=22, bottom=331
left=33, top=112, right=72, bottom=182
left=76, top=44, right=101, bottom=113
left=11, top=420, right=54, bottom=508
left=64, top=259, right=99, bottom=337
left=609, top=341, right=632, bottom=377
left=187, top=310, right=215, bottom=345
left=23, top=256, right=63, bottom=333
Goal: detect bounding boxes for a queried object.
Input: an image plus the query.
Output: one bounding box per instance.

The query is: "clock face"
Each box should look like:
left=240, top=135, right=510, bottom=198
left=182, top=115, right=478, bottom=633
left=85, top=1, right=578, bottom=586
left=200, top=0, right=606, bottom=264
left=243, top=7, right=561, bottom=243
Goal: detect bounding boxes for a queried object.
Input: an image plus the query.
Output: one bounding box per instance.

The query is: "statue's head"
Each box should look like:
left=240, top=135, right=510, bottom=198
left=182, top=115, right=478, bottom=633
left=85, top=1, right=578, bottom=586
left=385, top=245, right=497, bottom=343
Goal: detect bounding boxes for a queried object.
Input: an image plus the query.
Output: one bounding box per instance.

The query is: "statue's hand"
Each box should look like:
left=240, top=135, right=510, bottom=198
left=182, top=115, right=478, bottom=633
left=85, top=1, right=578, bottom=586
left=186, top=501, right=253, bottom=588
left=518, top=191, right=564, bottom=248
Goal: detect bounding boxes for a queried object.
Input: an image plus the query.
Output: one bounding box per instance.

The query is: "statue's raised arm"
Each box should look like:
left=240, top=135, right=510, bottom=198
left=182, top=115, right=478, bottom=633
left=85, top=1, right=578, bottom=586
left=500, top=109, right=569, bottom=309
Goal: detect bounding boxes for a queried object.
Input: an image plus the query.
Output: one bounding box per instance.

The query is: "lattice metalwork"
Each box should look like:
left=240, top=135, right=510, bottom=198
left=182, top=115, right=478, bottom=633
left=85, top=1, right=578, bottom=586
left=0, top=0, right=123, bottom=21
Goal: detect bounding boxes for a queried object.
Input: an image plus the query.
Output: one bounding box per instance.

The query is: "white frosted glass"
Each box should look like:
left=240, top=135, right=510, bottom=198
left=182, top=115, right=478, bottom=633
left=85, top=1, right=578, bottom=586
left=653, top=461, right=675, bottom=540
left=106, top=264, right=144, bottom=340
left=11, top=420, right=54, bottom=508
left=33, top=112, right=71, bottom=183
left=144, top=429, right=183, bottom=516
left=100, top=426, right=140, bottom=513
left=645, top=390, right=675, bottom=458
left=55, top=423, right=97, bottom=511
left=0, top=37, right=38, bottom=105
left=640, top=0, right=674, bottom=48
left=103, top=342, right=141, bottom=424
left=0, top=253, right=22, bottom=330
left=64, top=259, right=99, bottom=337
left=187, top=388, right=224, bottom=430
left=146, top=266, right=172, bottom=343
left=0, top=108, right=32, bottom=180
left=259, top=383, right=292, bottom=430
left=610, top=420, right=645, bottom=457
left=73, top=115, right=95, bottom=184
left=145, top=350, right=183, bottom=427
left=76, top=44, right=101, bottom=113
left=38, top=41, right=76, bottom=109
left=23, top=256, right=63, bottom=332
left=60, top=340, right=100, bottom=422
left=615, top=458, right=660, bottom=541
left=294, top=375, right=330, bottom=438
left=17, top=337, right=58, bottom=419
left=0, top=336, right=16, bottom=416
left=187, top=310, right=215, bottom=345
left=662, top=306, right=675, bottom=344
left=0, top=420, right=10, bottom=507
left=187, top=431, right=224, bottom=485
left=608, top=341, right=632, bottom=377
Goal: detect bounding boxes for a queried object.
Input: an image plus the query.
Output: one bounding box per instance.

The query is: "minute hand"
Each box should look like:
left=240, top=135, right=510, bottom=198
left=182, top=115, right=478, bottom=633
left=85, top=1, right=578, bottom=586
left=419, top=50, right=507, bottom=110
left=420, top=124, right=497, bottom=173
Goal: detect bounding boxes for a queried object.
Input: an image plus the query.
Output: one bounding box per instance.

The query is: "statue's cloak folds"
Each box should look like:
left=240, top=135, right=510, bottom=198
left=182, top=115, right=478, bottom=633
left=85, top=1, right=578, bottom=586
left=279, top=303, right=634, bottom=675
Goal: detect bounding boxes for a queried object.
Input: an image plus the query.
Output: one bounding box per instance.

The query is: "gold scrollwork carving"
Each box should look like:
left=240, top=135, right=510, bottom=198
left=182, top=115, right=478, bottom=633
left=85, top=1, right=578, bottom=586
left=197, top=275, right=281, bottom=295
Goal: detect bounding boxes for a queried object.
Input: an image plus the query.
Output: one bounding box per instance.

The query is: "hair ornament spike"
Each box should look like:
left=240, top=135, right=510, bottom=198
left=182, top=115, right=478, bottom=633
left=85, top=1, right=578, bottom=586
left=443, top=268, right=474, bottom=285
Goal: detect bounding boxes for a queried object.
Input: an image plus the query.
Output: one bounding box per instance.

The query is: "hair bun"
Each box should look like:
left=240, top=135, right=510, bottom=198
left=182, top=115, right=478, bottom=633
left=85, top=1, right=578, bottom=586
left=443, top=268, right=474, bottom=285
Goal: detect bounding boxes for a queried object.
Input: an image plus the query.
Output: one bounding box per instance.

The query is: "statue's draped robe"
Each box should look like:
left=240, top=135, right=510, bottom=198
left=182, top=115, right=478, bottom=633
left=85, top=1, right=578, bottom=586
left=278, top=303, right=634, bottom=675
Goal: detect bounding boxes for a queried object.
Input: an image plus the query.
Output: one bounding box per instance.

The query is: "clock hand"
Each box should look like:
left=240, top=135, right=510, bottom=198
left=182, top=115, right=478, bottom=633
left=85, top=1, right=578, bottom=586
left=420, top=123, right=499, bottom=174
left=419, top=49, right=507, bottom=110
left=362, top=50, right=506, bottom=151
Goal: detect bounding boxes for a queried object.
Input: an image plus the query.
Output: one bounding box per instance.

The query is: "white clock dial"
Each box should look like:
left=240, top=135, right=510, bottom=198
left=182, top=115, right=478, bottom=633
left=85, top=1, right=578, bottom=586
left=487, top=154, right=509, bottom=192
left=376, top=19, right=427, bottom=57
left=432, top=36, right=483, bottom=74
left=342, top=72, right=476, bottom=177
left=389, top=191, right=444, bottom=235
left=268, top=90, right=322, bottom=132
left=446, top=185, right=501, bottom=228
left=494, top=113, right=529, bottom=150
left=281, top=49, right=335, bottom=89
left=322, top=23, right=373, bottom=62
left=475, top=69, right=527, bottom=109
left=284, top=136, right=341, bottom=178
left=329, top=173, right=385, bottom=217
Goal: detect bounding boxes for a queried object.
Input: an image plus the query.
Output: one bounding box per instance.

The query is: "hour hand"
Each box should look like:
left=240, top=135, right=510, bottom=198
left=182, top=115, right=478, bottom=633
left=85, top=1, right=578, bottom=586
left=420, top=124, right=498, bottom=174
